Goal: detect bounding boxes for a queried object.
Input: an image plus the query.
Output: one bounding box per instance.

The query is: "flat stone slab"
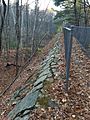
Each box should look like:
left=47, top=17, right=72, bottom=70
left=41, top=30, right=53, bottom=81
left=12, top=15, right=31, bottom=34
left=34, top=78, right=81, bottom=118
left=48, top=100, right=59, bottom=108
left=15, top=111, right=29, bottom=120
left=48, top=50, right=55, bottom=55
left=40, top=64, right=50, bottom=72
left=42, top=55, right=55, bottom=64
left=32, top=83, right=43, bottom=92
left=8, top=41, right=61, bottom=120
left=39, top=69, right=50, bottom=77
left=8, top=90, right=39, bottom=120
left=41, top=56, right=52, bottom=65
left=34, top=75, right=47, bottom=86
left=51, top=62, right=57, bottom=66
left=52, top=68, right=57, bottom=73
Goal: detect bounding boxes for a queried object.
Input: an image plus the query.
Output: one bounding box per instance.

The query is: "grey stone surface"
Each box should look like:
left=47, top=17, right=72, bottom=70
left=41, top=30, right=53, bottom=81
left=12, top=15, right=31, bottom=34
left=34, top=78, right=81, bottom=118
left=8, top=90, right=39, bottom=120
left=34, top=75, right=47, bottom=86
left=41, top=61, right=47, bottom=68
left=47, top=72, right=52, bottom=78
left=51, top=62, right=57, bottom=66
left=52, top=68, right=57, bottom=73
left=32, top=83, right=43, bottom=92
left=8, top=41, right=61, bottom=120
left=48, top=100, right=59, bottom=108
left=40, top=65, right=50, bottom=73
left=39, top=69, right=50, bottom=78
left=15, top=113, right=29, bottom=120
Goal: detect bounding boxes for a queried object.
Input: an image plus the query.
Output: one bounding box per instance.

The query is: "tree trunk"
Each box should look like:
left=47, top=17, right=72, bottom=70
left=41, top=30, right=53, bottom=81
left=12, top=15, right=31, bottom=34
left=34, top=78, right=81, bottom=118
left=0, top=0, right=6, bottom=54
left=74, top=0, right=79, bottom=25
left=15, top=0, right=20, bottom=75
left=31, top=0, right=39, bottom=54
left=26, top=1, right=29, bottom=46
left=84, top=0, right=87, bottom=26
left=20, top=0, right=22, bottom=48
left=5, top=0, right=10, bottom=61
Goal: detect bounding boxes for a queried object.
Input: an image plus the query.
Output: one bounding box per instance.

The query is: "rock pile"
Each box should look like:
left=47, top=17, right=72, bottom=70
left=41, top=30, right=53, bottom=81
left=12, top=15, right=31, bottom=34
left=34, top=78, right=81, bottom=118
left=8, top=41, right=61, bottom=120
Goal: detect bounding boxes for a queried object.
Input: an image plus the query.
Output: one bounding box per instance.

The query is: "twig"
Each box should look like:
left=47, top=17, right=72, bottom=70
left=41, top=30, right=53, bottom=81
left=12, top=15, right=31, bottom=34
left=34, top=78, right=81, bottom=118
left=0, top=33, right=48, bottom=97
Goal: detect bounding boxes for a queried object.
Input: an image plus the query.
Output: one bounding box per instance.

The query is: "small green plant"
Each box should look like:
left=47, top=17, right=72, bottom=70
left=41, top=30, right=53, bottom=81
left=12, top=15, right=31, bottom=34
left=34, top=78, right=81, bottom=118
left=37, top=95, right=50, bottom=107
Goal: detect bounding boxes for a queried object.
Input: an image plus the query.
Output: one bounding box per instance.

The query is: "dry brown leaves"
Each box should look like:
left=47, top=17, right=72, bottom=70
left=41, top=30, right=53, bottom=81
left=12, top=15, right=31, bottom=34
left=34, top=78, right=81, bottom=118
left=0, top=38, right=56, bottom=120
left=29, top=35, right=90, bottom=120
left=0, top=34, right=90, bottom=120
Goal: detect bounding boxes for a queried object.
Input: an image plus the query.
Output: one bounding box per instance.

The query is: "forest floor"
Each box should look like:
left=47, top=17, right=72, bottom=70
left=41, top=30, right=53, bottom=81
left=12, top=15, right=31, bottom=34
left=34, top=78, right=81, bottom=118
left=0, top=33, right=90, bottom=120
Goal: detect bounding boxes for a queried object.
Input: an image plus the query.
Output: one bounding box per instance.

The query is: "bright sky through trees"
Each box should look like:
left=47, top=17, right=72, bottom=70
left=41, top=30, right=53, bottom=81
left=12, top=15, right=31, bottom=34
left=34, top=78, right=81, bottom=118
left=4, top=0, right=90, bottom=12
left=5, top=0, right=60, bottom=10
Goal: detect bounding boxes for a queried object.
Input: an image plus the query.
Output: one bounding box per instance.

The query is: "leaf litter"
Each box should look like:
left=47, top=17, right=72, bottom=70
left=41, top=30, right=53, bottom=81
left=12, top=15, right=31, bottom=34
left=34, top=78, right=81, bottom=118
left=0, top=34, right=90, bottom=120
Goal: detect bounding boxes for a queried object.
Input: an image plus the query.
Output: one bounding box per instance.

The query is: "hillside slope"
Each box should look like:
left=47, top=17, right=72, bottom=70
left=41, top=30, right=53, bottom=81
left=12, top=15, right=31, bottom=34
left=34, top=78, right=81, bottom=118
left=0, top=33, right=90, bottom=120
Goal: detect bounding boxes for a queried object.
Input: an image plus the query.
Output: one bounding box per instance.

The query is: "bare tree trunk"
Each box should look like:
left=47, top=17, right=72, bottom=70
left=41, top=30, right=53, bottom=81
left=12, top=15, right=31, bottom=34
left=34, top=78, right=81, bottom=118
left=31, top=0, right=39, bottom=54
left=0, top=0, right=2, bottom=54
left=84, top=0, right=87, bottom=26
left=38, top=2, right=50, bottom=34
left=5, top=0, right=10, bottom=61
left=15, top=0, right=20, bottom=75
left=0, top=0, right=6, bottom=55
left=20, top=0, right=22, bottom=48
left=74, top=0, right=79, bottom=25
left=26, top=0, right=29, bottom=46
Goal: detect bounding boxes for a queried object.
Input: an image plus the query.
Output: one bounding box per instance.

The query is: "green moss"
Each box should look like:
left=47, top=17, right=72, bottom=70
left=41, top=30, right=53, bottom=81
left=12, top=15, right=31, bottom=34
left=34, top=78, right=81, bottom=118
left=36, top=47, right=43, bottom=55
left=37, top=96, right=50, bottom=107
left=37, top=79, right=53, bottom=107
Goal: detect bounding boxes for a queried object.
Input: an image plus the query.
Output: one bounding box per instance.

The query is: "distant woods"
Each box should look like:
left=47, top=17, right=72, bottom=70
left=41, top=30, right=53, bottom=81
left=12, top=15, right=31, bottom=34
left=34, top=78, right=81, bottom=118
left=0, top=0, right=56, bottom=51
left=53, top=0, right=90, bottom=27
left=0, top=0, right=56, bottom=75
